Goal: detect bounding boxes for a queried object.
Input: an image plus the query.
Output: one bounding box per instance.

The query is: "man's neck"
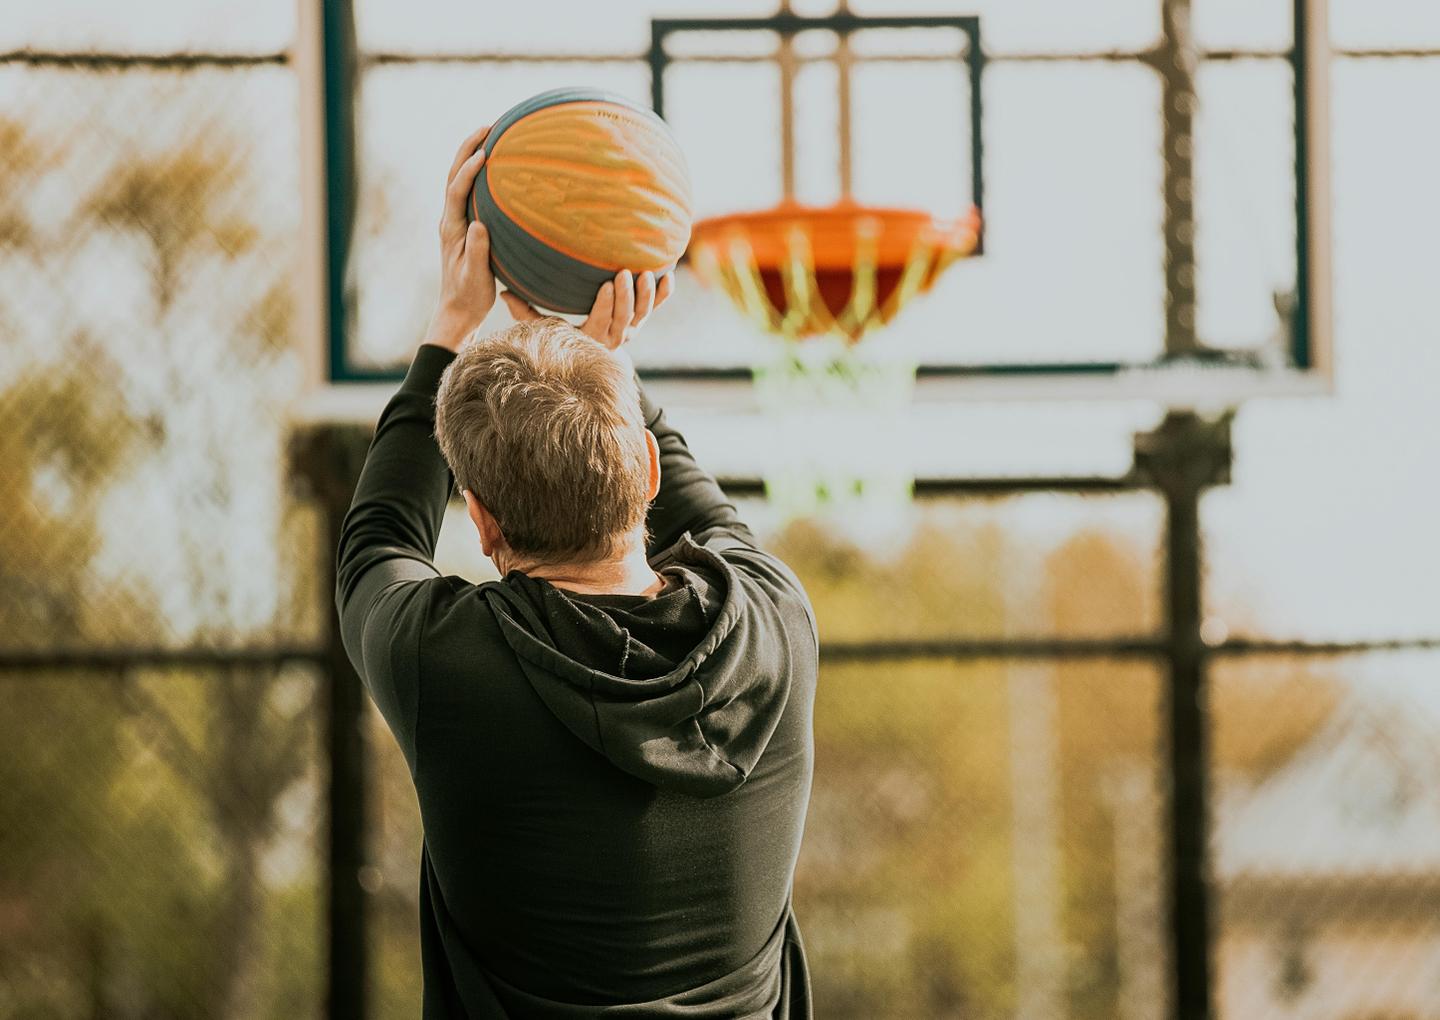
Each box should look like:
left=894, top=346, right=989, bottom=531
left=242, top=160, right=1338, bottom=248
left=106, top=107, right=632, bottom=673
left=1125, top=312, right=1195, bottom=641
left=512, top=534, right=663, bottom=597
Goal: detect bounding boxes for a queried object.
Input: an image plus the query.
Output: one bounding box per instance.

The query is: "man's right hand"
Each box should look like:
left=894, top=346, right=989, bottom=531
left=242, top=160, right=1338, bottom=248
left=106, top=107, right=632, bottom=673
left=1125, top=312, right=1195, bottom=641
left=426, top=125, right=497, bottom=352
left=500, top=269, right=674, bottom=351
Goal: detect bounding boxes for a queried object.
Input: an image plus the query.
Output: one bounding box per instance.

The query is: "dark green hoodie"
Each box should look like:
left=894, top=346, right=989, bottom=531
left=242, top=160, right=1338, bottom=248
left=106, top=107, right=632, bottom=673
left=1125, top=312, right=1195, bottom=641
left=336, top=344, right=818, bottom=1018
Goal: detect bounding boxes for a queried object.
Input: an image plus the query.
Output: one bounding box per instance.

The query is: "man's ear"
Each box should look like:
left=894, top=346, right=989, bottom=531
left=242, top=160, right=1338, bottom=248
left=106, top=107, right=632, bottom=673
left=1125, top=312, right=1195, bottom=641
left=644, top=429, right=661, bottom=502
left=462, top=489, right=506, bottom=558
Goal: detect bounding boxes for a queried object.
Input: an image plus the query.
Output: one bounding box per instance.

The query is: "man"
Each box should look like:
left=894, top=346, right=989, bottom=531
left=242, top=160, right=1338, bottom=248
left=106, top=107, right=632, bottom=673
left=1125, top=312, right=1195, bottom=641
left=336, top=126, right=818, bottom=1018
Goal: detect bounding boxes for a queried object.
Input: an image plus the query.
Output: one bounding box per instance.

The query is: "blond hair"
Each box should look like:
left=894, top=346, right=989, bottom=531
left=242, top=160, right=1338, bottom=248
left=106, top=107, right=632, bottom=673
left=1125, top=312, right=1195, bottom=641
left=434, top=318, right=648, bottom=563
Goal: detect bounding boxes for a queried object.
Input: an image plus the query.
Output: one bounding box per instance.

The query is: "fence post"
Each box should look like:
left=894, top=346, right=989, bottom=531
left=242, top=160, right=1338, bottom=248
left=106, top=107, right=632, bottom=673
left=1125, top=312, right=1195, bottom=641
left=292, top=425, right=372, bottom=1020
left=1134, top=410, right=1232, bottom=1020
left=294, top=0, right=365, bottom=1010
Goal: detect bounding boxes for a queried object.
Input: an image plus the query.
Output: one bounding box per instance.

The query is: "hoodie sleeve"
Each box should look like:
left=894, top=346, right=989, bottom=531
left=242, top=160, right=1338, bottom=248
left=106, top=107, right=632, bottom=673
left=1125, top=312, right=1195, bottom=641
left=636, top=377, right=758, bottom=558
left=334, top=342, right=457, bottom=762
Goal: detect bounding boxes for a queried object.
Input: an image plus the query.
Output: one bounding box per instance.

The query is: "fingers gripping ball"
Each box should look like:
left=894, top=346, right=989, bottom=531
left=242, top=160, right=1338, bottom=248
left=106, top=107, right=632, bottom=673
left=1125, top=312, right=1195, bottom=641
left=469, top=88, right=693, bottom=315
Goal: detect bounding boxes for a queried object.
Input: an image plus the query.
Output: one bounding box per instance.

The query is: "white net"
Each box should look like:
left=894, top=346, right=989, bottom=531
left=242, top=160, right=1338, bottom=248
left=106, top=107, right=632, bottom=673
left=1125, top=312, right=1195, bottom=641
left=753, top=335, right=917, bottom=526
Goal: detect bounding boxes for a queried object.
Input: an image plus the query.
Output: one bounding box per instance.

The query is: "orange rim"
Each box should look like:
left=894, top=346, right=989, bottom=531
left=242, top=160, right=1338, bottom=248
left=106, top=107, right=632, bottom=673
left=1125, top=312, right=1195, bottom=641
left=686, top=200, right=981, bottom=342
left=689, top=200, right=980, bottom=268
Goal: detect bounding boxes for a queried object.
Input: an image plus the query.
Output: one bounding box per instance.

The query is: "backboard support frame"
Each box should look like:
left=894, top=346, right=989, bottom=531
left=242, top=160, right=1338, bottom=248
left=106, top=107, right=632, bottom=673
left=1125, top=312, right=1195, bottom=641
left=649, top=11, right=986, bottom=254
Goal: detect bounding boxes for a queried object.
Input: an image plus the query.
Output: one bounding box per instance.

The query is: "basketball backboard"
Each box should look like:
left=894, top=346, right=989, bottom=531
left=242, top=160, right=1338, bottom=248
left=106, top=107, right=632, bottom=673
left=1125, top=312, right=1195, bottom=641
left=298, top=0, right=1334, bottom=420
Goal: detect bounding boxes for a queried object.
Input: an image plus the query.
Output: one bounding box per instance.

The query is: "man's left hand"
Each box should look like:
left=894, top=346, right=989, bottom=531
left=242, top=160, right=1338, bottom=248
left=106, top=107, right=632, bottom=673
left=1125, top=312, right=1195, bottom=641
left=501, top=268, right=674, bottom=352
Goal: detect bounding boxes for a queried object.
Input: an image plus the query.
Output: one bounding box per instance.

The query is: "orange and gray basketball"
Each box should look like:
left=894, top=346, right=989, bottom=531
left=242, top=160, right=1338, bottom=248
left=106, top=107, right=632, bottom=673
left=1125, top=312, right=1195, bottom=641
left=470, top=87, right=693, bottom=314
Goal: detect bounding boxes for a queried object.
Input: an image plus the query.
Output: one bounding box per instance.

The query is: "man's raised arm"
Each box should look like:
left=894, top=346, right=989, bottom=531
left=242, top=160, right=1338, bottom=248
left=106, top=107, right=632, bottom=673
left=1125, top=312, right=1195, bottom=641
left=332, top=125, right=496, bottom=748
left=337, top=122, right=497, bottom=632
left=334, top=345, right=454, bottom=622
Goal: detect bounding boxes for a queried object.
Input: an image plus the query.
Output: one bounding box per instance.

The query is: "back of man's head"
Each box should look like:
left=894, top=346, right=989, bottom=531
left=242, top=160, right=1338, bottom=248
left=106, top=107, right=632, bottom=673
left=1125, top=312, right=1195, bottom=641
left=434, top=317, right=648, bottom=564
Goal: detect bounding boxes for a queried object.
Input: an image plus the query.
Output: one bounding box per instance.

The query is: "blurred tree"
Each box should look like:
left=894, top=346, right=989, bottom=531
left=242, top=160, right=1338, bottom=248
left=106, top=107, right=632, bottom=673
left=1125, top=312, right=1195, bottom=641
left=0, top=114, right=318, bottom=1019
left=85, top=137, right=257, bottom=313
left=80, top=132, right=313, bottom=1020
left=0, top=115, right=151, bottom=1016
left=0, top=118, right=53, bottom=250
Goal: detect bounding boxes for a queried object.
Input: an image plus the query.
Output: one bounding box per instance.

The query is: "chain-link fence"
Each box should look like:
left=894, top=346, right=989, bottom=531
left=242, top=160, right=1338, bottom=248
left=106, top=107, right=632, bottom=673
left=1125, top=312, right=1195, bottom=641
left=0, top=662, right=322, bottom=1018
left=0, top=57, right=313, bottom=654
left=1211, top=652, right=1440, bottom=1020
left=0, top=47, right=327, bottom=1020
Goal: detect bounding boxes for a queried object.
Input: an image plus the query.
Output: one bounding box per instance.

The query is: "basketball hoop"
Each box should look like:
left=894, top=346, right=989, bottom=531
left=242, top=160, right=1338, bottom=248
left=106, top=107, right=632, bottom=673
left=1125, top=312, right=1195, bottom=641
left=678, top=8, right=981, bottom=344
left=663, top=9, right=984, bottom=525
left=689, top=201, right=981, bottom=343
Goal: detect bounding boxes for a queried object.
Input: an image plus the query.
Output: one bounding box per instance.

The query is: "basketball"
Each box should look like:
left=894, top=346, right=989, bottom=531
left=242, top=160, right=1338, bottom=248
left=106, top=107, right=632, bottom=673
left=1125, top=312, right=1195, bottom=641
left=469, top=87, right=693, bottom=315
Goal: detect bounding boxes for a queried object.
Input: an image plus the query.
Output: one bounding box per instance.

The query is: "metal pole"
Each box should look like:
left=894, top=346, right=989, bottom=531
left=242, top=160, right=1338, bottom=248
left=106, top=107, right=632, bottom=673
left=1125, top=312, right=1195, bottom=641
left=964, top=18, right=985, bottom=252
left=1133, top=411, right=1231, bottom=1020
left=322, top=0, right=359, bottom=385
left=298, top=0, right=367, bottom=1013
left=834, top=0, right=854, bottom=199
left=1161, top=433, right=1208, bottom=1020
left=778, top=2, right=797, bottom=202
left=292, top=425, right=371, bottom=1020
left=1157, top=0, right=1200, bottom=356
left=1291, top=0, right=1333, bottom=376
left=648, top=28, right=667, bottom=116
left=322, top=445, right=368, bottom=1020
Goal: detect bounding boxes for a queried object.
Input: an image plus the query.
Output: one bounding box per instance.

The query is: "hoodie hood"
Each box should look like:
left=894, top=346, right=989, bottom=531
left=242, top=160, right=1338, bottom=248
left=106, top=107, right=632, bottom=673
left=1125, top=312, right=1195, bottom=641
left=480, top=534, right=793, bottom=798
